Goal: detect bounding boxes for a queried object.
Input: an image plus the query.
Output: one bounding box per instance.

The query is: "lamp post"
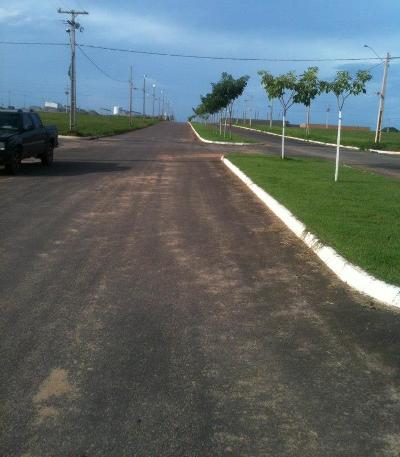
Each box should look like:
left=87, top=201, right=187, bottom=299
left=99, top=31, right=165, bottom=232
left=143, top=75, right=147, bottom=116
left=325, top=105, right=330, bottom=129
left=364, top=44, right=390, bottom=143
left=152, top=84, right=156, bottom=117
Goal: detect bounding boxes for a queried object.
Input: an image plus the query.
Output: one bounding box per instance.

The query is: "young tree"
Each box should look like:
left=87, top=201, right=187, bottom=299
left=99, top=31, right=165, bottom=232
left=321, top=70, right=371, bottom=181
left=193, top=73, right=249, bottom=138
left=294, top=67, right=321, bottom=140
left=258, top=71, right=298, bottom=159
left=211, top=73, right=249, bottom=138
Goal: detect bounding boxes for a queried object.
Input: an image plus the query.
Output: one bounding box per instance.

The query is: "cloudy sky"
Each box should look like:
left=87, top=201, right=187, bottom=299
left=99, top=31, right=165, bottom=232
left=0, top=0, right=399, bottom=126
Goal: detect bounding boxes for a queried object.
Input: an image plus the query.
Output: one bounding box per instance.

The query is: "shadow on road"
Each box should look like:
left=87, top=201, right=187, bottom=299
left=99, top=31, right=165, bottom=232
left=0, top=160, right=130, bottom=177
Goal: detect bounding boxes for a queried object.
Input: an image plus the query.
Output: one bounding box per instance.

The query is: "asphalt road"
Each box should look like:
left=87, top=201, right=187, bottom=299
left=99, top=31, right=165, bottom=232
left=231, top=125, right=400, bottom=179
left=1, top=122, right=400, bottom=457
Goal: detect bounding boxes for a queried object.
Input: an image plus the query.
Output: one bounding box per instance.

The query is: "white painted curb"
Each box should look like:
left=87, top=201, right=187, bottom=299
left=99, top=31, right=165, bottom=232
left=370, top=149, right=400, bottom=156
left=222, top=156, right=400, bottom=309
left=233, top=125, right=400, bottom=156
left=58, top=135, right=94, bottom=140
left=188, top=122, right=252, bottom=146
left=58, top=135, right=84, bottom=140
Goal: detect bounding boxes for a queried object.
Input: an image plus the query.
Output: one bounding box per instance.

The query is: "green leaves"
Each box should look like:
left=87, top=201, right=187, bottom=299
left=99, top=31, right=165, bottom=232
left=194, top=72, right=249, bottom=117
left=258, top=69, right=316, bottom=112
left=293, top=67, right=321, bottom=107
left=259, top=67, right=372, bottom=112
left=258, top=70, right=297, bottom=100
left=321, top=70, right=372, bottom=109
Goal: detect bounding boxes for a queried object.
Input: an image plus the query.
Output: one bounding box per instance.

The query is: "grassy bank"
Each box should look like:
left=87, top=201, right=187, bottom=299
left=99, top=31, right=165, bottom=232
left=191, top=122, right=257, bottom=144
left=40, top=112, right=159, bottom=137
left=234, top=123, right=400, bottom=151
left=228, top=154, right=400, bottom=286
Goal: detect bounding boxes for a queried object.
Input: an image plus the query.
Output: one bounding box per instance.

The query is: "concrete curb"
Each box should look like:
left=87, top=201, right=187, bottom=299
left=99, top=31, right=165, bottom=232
left=59, top=134, right=109, bottom=141
left=188, top=122, right=254, bottom=146
left=222, top=155, right=400, bottom=309
left=370, top=149, right=400, bottom=156
left=58, top=135, right=91, bottom=140
left=233, top=125, right=400, bottom=156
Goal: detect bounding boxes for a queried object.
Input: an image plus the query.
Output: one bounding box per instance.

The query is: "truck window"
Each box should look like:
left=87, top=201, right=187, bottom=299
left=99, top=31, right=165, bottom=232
left=30, top=113, right=43, bottom=129
left=22, top=113, right=34, bottom=130
left=0, top=112, right=19, bottom=130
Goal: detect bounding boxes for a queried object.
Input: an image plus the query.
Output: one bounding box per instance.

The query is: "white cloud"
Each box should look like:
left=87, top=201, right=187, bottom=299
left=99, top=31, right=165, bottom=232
left=0, top=7, right=27, bottom=24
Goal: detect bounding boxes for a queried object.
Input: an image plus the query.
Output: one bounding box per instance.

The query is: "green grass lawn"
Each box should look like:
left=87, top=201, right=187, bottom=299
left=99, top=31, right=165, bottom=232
left=39, top=112, right=159, bottom=137
left=191, top=122, right=258, bottom=144
left=234, top=123, right=400, bottom=152
left=228, top=154, right=400, bottom=286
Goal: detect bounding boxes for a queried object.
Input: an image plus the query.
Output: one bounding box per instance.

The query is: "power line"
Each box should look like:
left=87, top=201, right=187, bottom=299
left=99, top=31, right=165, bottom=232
left=0, top=41, right=68, bottom=47
left=77, top=45, right=127, bottom=83
left=1, top=41, right=399, bottom=62
left=78, top=44, right=400, bottom=62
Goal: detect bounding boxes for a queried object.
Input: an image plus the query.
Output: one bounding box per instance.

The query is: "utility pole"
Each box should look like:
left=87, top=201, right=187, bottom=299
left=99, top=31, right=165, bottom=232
left=364, top=45, right=391, bottom=144
left=142, top=75, right=147, bottom=116
left=158, top=90, right=162, bottom=117
left=129, top=65, right=133, bottom=126
left=375, top=53, right=390, bottom=143
left=162, top=91, right=165, bottom=119
left=58, top=8, right=89, bottom=132
left=152, top=84, right=156, bottom=117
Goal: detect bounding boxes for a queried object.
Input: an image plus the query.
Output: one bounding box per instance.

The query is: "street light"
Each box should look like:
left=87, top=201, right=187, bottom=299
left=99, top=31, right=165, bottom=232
left=152, top=84, right=156, bottom=117
left=364, top=44, right=391, bottom=143
left=325, top=105, right=330, bottom=129
left=143, top=75, right=147, bottom=116
left=158, top=89, right=162, bottom=117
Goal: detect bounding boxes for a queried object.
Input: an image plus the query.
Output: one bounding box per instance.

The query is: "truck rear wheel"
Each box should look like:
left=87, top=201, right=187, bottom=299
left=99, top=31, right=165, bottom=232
left=41, top=144, right=54, bottom=166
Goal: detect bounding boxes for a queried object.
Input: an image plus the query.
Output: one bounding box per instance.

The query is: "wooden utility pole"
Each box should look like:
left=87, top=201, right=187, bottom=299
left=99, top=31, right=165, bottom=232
left=57, top=8, right=89, bottom=132
left=375, top=53, right=390, bottom=143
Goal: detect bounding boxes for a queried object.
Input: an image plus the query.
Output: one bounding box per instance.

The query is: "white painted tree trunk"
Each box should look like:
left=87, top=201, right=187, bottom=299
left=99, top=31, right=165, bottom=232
left=223, top=109, right=228, bottom=138
left=306, top=105, right=311, bottom=140
left=281, top=112, right=286, bottom=159
left=335, top=110, right=342, bottom=182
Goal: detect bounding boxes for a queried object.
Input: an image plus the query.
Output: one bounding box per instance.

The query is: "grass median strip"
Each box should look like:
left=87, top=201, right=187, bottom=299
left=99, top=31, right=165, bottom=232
left=191, top=122, right=257, bottom=143
left=40, top=112, right=159, bottom=137
left=234, top=124, right=400, bottom=151
left=228, top=154, right=400, bottom=286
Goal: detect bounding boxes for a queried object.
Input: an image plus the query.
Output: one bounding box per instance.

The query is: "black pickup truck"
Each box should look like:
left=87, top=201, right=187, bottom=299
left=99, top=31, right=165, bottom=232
left=0, top=109, right=58, bottom=174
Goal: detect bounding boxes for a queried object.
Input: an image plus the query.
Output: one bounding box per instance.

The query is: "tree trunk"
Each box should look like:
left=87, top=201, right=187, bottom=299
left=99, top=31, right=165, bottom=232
left=335, top=110, right=342, bottom=182
left=223, top=108, right=228, bottom=138
left=229, top=104, right=233, bottom=139
left=306, top=104, right=311, bottom=140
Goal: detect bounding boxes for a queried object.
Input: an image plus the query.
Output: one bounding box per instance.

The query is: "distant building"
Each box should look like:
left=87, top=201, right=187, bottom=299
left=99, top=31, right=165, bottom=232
left=113, top=106, right=121, bottom=115
left=43, top=101, right=62, bottom=112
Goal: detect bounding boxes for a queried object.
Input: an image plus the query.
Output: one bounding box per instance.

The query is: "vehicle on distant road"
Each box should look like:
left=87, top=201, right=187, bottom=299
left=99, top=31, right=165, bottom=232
left=0, top=109, right=58, bottom=174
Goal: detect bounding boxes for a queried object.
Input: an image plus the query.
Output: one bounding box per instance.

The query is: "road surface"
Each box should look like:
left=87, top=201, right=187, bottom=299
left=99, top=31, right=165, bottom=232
left=1, top=122, right=400, bottom=457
